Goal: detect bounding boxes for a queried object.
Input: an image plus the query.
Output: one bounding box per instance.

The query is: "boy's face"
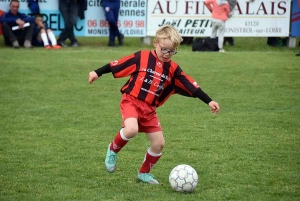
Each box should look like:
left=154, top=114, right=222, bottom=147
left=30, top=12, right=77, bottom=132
left=35, top=17, right=43, bottom=25
left=154, top=39, right=177, bottom=62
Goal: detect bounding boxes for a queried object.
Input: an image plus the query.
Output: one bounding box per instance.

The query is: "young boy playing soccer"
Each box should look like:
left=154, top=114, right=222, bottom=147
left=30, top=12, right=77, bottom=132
left=88, top=25, right=220, bottom=184
left=32, top=14, right=61, bottom=49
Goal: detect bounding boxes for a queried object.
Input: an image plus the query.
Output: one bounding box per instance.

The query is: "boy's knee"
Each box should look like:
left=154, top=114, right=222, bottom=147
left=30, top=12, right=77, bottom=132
left=124, top=126, right=138, bottom=138
left=152, top=140, right=165, bottom=152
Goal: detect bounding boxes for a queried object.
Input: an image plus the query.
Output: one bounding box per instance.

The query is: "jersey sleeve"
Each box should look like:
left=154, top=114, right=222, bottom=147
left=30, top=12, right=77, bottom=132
left=174, top=66, right=200, bottom=97
left=110, top=51, right=139, bottom=78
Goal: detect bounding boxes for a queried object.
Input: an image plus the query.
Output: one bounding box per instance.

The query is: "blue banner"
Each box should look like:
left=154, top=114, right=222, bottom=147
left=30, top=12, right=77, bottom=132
left=291, top=0, right=300, bottom=36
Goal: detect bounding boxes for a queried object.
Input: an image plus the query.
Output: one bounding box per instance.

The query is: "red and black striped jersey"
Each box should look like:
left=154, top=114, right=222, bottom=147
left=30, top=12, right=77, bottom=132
left=109, top=50, right=200, bottom=107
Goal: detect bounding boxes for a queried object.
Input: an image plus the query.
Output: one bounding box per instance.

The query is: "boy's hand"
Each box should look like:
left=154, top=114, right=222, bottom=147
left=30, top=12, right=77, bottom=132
left=88, top=71, right=99, bottom=84
left=208, top=101, right=220, bottom=114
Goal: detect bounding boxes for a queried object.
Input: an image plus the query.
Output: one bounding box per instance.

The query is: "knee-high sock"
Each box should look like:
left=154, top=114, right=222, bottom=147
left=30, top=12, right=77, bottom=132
left=47, top=31, right=57, bottom=46
left=41, top=32, right=49, bottom=46
left=110, top=128, right=130, bottom=153
left=139, top=148, right=162, bottom=173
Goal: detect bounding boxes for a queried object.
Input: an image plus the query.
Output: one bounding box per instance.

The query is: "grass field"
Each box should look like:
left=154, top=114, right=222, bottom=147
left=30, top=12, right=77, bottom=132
left=0, top=37, right=300, bottom=201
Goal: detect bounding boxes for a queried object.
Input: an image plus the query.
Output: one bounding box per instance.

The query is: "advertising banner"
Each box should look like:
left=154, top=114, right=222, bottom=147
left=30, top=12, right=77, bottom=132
left=0, top=0, right=147, bottom=37
left=86, top=0, right=146, bottom=36
left=291, top=0, right=300, bottom=36
left=147, top=0, right=291, bottom=37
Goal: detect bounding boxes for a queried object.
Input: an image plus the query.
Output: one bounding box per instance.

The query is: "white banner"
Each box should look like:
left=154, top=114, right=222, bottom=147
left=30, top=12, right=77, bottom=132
left=86, top=0, right=146, bottom=36
left=0, top=0, right=291, bottom=37
left=0, top=0, right=147, bottom=37
left=146, top=0, right=291, bottom=37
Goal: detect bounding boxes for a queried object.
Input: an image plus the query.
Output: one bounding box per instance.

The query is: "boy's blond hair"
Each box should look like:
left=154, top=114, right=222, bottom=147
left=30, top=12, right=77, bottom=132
left=154, top=25, right=183, bottom=49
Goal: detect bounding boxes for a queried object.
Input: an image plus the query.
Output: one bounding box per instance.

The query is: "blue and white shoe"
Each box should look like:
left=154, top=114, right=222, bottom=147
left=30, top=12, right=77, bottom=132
left=105, top=143, right=117, bottom=173
left=137, top=173, right=159, bottom=184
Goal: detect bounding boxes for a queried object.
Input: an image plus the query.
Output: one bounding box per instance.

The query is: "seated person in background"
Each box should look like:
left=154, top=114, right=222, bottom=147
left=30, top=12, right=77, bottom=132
left=33, top=14, right=61, bottom=49
left=224, top=37, right=234, bottom=46
left=0, top=0, right=34, bottom=48
left=181, top=37, right=194, bottom=45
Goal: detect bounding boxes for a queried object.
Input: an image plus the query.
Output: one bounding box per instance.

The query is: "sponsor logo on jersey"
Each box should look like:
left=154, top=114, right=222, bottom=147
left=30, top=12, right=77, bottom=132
left=111, top=60, right=118, bottom=66
left=157, top=62, right=162, bottom=67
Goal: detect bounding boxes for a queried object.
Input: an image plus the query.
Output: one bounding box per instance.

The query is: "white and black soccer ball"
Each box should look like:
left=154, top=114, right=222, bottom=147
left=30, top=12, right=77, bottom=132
left=169, top=164, right=198, bottom=192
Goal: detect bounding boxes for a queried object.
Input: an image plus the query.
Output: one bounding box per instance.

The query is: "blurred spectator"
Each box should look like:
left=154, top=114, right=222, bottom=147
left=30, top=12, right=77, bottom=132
left=28, top=0, right=40, bottom=15
left=181, top=37, right=194, bottom=45
left=0, top=0, right=34, bottom=48
left=205, top=0, right=230, bottom=52
left=32, top=14, right=61, bottom=49
left=224, top=37, right=234, bottom=46
left=267, top=37, right=287, bottom=47
left=0, top=9, right=5, bottom=36
left=57, top=0, right=80, bottom=47
left=101, top=0, right=124, bottom=46
left=223, top=1, right=237, bottom=46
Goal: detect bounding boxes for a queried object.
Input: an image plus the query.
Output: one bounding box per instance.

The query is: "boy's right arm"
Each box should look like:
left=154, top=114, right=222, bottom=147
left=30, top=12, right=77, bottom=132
left=88, top=63, right=111, bottom=84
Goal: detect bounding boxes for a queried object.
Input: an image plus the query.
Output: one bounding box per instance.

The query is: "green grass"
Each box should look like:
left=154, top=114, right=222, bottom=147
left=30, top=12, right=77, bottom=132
left=0, top=36, right=299, bottom=201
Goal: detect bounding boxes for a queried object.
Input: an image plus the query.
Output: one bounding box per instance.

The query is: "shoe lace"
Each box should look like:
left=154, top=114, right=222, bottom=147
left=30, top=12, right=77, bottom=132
left=107, top=151, right=117, bottom=164
left=140, top=173, right=155, bottom=181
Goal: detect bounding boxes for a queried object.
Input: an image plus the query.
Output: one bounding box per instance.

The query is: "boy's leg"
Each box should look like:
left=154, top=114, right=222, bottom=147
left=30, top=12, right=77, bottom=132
left=105, top=94, right=139, bottom=173
left=105, top=127, right=128, bottom=172
left=137, top=131, right=164, bottom=184
left=47, top=29, right=60, bottom=47
left=40, top=29, right=50, bottom=47
left=110, top=121, right=135, bottom=153
left=105, top=118, right=138, bottom=173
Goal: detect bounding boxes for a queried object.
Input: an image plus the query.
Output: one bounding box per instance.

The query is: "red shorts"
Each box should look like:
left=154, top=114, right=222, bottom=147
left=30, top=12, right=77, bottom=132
left=120, top=93, right=162, bottom=133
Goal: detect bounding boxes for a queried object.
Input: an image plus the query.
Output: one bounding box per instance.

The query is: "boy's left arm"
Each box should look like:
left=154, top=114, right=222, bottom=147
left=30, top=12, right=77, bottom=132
left=193, top=88, right=220, bottom=113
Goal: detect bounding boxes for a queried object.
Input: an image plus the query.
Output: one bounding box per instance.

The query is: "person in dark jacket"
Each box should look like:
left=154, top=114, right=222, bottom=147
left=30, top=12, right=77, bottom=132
left=78, top=0, right=87, bottom=20
left=0, top=0, right=34, bottom=48
left=57, top=0, right=81, bottom=47
left=101, top=0, right=124, bottom=47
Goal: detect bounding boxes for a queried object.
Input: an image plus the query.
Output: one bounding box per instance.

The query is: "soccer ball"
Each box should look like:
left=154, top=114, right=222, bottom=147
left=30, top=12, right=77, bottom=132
left=169, top=164, right=198, bottom=192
